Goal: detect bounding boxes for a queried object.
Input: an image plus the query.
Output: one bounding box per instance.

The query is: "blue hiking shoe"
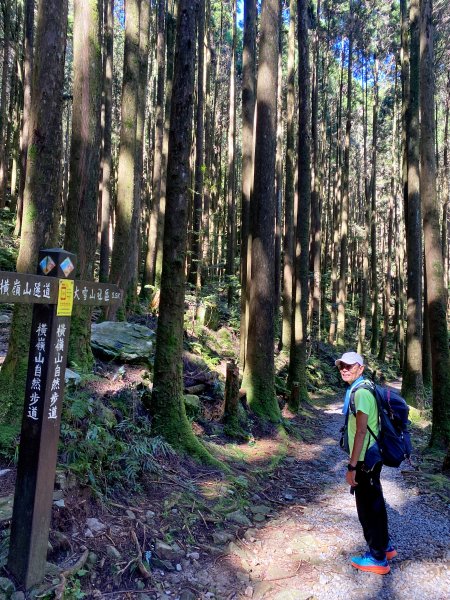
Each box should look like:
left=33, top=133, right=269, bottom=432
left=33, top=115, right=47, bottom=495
left=385, top=543, right=397, bottom=560
left=350, top=551, right=390, bottom=574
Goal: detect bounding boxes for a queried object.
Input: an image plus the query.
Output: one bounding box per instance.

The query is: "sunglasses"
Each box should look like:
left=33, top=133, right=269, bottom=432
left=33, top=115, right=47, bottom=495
left=338, top=363, right=359, bottom=371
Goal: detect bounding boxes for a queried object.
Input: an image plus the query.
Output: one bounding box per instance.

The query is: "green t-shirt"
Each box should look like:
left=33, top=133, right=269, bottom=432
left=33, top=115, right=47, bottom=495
left=348, top=387, right=379, bottom=461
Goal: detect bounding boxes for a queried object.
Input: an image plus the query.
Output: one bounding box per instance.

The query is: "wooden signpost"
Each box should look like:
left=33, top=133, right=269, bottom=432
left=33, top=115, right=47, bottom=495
left=0, top=248, right=123, bottom=589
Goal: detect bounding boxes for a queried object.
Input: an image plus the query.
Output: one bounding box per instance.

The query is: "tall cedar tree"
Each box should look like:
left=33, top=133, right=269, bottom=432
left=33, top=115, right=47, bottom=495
left=281, top=0, right=296, bottom=353
left=402, top=0, right=424, bottom=406
left=239, top=0, right=256, bottom=366
left=226, top=0, right=237, bottom=305
left=15, top=0, right=35, bottom=237
left=64, top=0, right=102, bottom=370
left=133, top=0, right=150, bottom=287
left=143, top=0, right=166, bottom=291
left=370, top=55, right=379, bottom=353
left=0, top=0, right=10, bottom=208
left=336, top=1, right=353, bottom=347
left=107, top=0, right=141, bottom=317
left=99, top=0, right=114, bottom=283
left=154, top=4, right=178, bottom=286
left=310, top=0, right=321, bottom=341
left=189, top=0, right=206, bottom=288
left=145, top=0, right=216, bottom=463
left=288, top=0, right=310, bottom=408
left=242, top=0, right=281, bottom=421
left=420, top=0, right=450, bottom=447
left=0, top=0, right=68, bottom=425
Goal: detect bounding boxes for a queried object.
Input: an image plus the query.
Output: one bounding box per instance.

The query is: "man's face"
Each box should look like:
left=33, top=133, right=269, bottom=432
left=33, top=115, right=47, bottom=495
left=338, top=362, right=365, bottom=385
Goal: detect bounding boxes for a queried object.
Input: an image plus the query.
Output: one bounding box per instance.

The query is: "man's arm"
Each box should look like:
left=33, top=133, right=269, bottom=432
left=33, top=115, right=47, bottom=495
left=345, top=410, right=368, bottom=486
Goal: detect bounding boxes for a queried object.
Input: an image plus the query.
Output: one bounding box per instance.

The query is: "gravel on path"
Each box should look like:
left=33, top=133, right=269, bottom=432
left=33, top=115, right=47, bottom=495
left=231, top=396, right=450, bottom=600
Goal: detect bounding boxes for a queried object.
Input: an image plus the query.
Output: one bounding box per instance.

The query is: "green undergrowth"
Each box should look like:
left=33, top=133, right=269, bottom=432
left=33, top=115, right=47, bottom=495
left=59, top=383, right=175, bottom=499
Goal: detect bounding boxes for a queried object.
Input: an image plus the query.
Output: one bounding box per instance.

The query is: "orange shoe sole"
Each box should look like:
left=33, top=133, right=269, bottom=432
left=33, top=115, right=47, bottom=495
left=386, top=549, right=398, bottom=560
left=351, top=561, right=390, bottom=575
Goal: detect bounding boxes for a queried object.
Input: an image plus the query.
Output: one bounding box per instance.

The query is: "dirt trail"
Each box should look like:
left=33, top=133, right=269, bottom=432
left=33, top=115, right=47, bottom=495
left=208, top=394, right=450, bottom=600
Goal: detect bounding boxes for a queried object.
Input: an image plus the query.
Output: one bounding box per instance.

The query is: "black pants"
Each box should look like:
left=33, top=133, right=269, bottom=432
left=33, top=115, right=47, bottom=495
left=354, top=462, right=389, bottom=560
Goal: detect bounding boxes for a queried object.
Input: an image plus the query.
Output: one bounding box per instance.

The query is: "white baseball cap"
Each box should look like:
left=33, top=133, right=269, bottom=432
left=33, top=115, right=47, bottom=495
left=335, top=351, right=364, bottom=367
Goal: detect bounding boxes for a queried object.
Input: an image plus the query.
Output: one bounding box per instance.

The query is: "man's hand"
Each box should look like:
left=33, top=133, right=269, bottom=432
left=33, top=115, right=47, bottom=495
left=346, top=470, right=357, bottom=487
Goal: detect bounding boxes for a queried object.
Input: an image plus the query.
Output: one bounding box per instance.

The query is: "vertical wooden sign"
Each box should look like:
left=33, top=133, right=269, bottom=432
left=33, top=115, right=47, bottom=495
left=8, top=249, right=76, bottom=589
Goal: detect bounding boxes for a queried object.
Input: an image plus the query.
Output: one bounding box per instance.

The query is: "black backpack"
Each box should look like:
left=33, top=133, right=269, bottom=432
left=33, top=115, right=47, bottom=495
left=341, top=381, right=412, bottom=468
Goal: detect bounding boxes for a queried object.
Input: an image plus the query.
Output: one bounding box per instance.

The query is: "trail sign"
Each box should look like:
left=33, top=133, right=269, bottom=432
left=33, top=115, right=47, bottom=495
left=0, top=249, right=122, bottom=589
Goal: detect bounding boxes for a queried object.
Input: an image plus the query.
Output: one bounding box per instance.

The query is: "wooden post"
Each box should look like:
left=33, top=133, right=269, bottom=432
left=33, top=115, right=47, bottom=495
left=290, top=382, right=300, bottom=409
left=8, top=249, right=76, bottom=588
left=223, top=360, right=240, bottom=425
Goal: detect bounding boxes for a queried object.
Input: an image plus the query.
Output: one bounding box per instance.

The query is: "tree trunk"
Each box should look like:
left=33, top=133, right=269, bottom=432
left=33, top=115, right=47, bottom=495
left=358, top=57, right=369, bottom=355
left=239, top=0, right=256, bottom=367
left=442, top=71, right=449, bottom=312
left=189, top=0, right=205, bottom=289
left=310, top=0, right=321, bottom=342
left=154, top=4, right=177, bottom=286
left=201, top=0, right=212, bottom=282
left=281, top=0, right=296, bottom=354
left=0, top=0, right=68, bottom=425
left=402, top=0, right=424, bottom=407
left=379, top=73, right=397, bottom=362
left=132, top=0, right=150, bottom=298
left=0, top=0, right=11, bottom=208
left=336, top=2, right=353, bottom=347
left=64, top=0, right=102, bottom=370
left=274, top=0, right=283, bottom=340
left=329, top=41, right=344, bottom=345
left=288, top=0, right=310, bottom=409
left=226, top=0, right=237, bottom=306
left=242, top=0, right=280, bottom=422
left=143, top=0, right=166, bottom=292
left=420, top=0, right=450, bottom=447
left=99, top=0, right=114, bottom=284
left=107, top=0, right=141, bottom=318
left=145, top=0, right=214, bottom=462
left=370, top=55, right=379, bottom=354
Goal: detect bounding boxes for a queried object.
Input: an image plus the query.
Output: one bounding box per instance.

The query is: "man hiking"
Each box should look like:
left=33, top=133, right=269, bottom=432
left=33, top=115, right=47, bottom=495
left=336, top=351, right=397, bottom=575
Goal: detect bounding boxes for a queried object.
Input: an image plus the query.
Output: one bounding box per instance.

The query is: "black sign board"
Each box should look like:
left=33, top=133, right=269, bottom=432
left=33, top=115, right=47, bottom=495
left=0, top=249, right=122, bottom=589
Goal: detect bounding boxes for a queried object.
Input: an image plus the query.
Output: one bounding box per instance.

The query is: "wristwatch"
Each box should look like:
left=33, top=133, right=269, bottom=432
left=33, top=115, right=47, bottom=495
left=347, top=463, right=357, bottom=471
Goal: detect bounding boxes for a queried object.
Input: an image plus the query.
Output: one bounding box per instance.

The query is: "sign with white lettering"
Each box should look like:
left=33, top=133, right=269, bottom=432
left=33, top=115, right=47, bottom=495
left=5, top=249, right=123, bottom=589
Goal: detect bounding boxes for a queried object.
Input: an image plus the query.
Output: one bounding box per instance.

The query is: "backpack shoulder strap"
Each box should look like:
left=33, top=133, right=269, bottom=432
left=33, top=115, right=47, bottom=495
left=349, top=380, right=380, bottom=443
left=349, top=380, right=375, bottom=414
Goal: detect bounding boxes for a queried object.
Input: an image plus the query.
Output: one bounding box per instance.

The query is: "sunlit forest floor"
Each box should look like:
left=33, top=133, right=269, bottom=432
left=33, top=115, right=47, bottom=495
left=0, top=335, right=449, bottom=598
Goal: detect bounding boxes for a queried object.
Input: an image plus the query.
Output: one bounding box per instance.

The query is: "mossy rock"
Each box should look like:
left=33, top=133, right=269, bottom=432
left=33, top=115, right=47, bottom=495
left=183, top=394, right=201, bottom=418
left=91, top=321, right=155, bottom=363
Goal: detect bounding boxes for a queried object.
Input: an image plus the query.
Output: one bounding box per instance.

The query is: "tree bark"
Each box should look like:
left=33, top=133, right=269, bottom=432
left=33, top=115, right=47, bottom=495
left=99, top=0, right=114, bottom=284
left=336, top=1, right=353, bottom=347
left=143, top=0, right=166, bottom=292
left=402, top=0, right=424, bottom=407
left=310, top=0, right=321, bottom=342
left=420, top=0, right=450, bottom=447
left=288, top=0, right=311, bottom=408
left=329, top=41, right=345, bottom=345
left=64, top=0, right=102, bottom=370
left=226, top=0, right=237, bottom=306
left=281, top=0, right=296, bottom=353
left=107, top=0, right=141, bottom=318
left=239, top=0, right=256, bottom=366
left=242, top=0, right=280, bottom=422
left=370, top=55, right=379, bottom=354
left=189, top=0, right=205, bottom=288
left=0, top=0, right=11, bottom=208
